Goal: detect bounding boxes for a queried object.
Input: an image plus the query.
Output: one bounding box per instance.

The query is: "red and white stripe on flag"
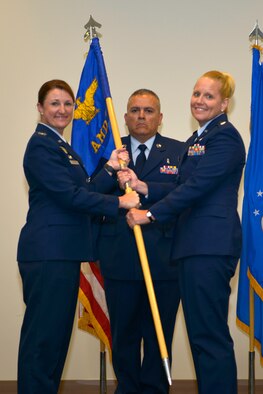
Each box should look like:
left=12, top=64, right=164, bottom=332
left=78, top=262, right=112, bottom=357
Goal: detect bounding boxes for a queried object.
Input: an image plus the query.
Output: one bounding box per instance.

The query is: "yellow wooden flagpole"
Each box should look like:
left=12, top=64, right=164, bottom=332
left=106, top=97, right=172, bottom=385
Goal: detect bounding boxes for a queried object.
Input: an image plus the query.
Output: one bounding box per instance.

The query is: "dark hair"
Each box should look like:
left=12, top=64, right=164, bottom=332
left=127, top=88, right=161, bottom=111
left=38, top=80, right=75, bottom=105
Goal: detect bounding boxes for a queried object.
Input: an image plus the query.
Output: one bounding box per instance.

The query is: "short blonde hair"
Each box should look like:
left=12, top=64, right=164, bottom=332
left=201, top=70, right=235, bottom=99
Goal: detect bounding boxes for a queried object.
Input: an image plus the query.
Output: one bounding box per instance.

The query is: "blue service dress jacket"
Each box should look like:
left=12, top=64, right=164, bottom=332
left=17, top=123, right=119, bottom=263
left=147, top=113, right=246, bottom=260
left=98, top=133, right=184, bottom=280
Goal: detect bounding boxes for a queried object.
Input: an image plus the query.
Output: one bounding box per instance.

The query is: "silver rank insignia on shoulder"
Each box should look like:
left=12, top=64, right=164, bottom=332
left=220, top=121, right=226, bottom=126
left=156, top=144, right=162, bottom=148
left=188, top=143, right=205, bottom=156
left=37, top=131, right=47, bottom=136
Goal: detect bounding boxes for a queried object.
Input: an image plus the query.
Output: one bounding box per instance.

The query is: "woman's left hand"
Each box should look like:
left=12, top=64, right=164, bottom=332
left=107, top=147, right=130, bottom=170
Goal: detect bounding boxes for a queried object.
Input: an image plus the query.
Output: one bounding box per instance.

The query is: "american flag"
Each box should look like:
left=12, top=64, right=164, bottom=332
left=78, top=262, right=112, bottom=357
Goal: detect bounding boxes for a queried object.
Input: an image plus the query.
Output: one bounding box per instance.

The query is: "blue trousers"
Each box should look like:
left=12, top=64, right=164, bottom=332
left=176, top=255, right=238, bottom=394
left=17, top=260, right=80, bottom=394
left=104, top=278, right=180, bottom=394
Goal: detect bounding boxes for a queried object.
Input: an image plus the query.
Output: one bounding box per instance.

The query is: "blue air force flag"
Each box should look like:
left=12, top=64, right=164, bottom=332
left=71, top=37, right=115, bottom=175
left=237, top=46, right=263, bottom=357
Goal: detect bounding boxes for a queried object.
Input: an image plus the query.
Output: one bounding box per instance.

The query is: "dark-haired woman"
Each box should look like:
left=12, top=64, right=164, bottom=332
left=17, top=79, right=139, bottom=394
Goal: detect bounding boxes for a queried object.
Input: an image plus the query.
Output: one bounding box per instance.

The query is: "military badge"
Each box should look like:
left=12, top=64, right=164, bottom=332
left=160, top=165, right=178, bottom=174
left=188, top=143, right=205, bottom=156
left=69, top=159, right=80, bottom=165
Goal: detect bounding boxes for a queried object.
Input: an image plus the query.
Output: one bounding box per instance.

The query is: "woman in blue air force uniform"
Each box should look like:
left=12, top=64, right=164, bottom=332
left=17, top=79, right=139, bottom=394
left=125, top=71, right=246, bottom=394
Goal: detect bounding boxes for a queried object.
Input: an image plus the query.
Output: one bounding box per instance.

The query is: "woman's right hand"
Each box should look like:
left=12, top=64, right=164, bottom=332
left=118, top=191, right=140, bottom=210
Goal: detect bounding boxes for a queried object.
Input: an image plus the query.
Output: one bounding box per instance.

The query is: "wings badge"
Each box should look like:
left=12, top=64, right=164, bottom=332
left=74, top=78, right=100, bottom=124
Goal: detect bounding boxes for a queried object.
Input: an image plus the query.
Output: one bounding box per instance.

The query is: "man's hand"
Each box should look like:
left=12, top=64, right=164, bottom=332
left=118, top=168, right=138, bottom=190
left=118, top=168, right=148, bottom=195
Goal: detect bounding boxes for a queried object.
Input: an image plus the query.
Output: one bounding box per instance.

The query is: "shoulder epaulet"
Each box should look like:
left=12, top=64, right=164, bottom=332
left=36, top=131, right=47, bottom=136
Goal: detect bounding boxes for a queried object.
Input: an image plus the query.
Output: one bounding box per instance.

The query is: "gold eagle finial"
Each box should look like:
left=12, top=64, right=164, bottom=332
left=74, top=78, right=100, bottom=124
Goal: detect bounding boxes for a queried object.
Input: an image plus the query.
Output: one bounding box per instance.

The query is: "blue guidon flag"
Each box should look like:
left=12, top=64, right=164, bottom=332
left=72, top=37, right=114, bottom=357
left=71, top=37, right=115, bottom=175
left=237, top=45, right=263, bottom=359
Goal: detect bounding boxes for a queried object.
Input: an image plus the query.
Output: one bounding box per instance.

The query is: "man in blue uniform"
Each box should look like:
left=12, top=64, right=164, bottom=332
left=98, top=89, right=184, bottom=394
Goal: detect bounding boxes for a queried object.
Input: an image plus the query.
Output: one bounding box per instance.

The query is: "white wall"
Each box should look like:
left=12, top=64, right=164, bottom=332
left=1, top=0, right=263, bottom=381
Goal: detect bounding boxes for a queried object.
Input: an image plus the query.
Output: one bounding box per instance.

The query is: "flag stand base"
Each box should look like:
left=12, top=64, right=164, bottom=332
left=249, top=351, right=255, bottom=394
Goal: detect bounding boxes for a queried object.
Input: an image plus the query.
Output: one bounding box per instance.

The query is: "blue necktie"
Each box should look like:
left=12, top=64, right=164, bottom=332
left=135, top=144, right=147, bottom=175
